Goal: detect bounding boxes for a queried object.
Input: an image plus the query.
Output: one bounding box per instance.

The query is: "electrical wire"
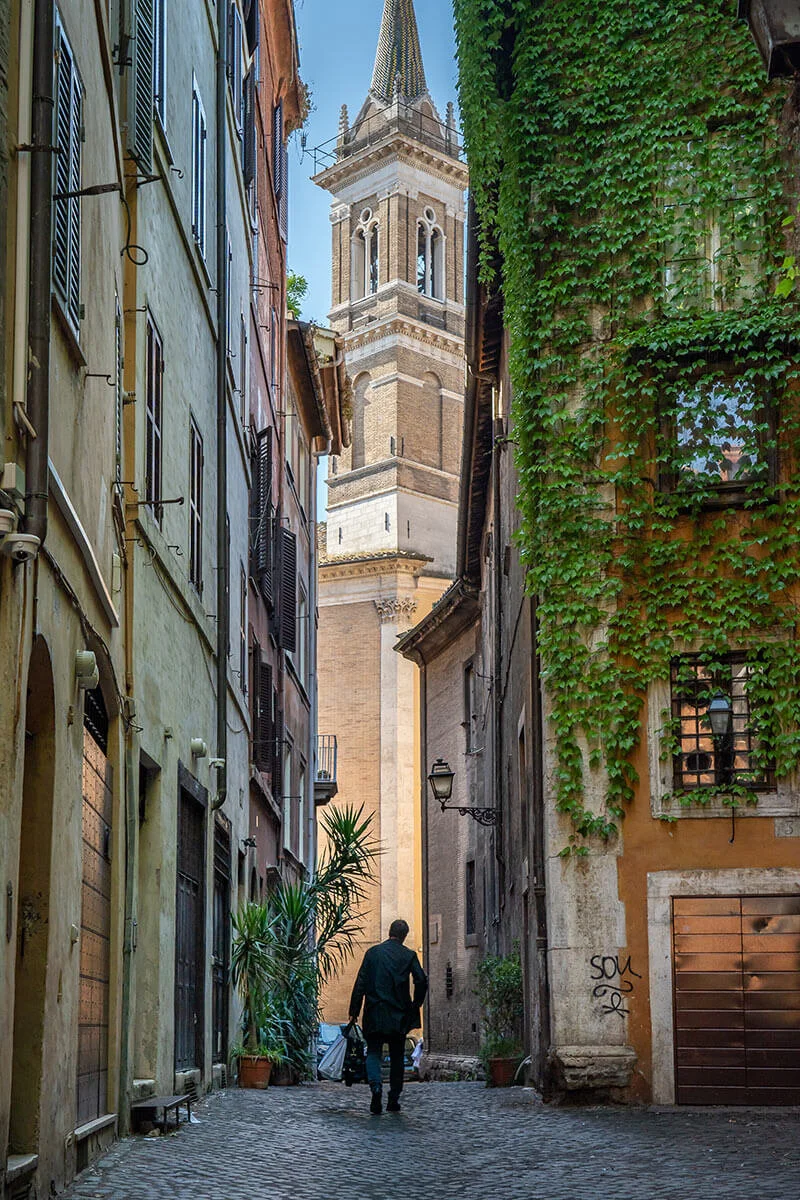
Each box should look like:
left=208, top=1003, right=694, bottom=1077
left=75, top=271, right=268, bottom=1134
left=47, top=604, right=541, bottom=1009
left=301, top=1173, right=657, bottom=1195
left=120, top=193, right=149, bottom=265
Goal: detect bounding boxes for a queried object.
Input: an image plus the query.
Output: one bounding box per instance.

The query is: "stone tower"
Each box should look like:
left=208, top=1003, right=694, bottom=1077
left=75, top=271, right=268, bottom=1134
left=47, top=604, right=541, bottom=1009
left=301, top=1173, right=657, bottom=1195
left=314, top=0, right=468, bottom=1017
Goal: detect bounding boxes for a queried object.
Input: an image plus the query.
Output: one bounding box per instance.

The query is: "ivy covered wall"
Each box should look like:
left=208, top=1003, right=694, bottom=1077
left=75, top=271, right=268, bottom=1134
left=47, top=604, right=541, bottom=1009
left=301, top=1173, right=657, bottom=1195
left=454, top=0, right=800, bottom=851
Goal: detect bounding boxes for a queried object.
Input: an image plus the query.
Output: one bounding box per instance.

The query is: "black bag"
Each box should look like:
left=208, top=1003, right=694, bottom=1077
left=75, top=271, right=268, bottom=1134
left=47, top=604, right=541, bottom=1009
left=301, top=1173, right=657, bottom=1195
left=342, top=1021, right=367, bottom=1086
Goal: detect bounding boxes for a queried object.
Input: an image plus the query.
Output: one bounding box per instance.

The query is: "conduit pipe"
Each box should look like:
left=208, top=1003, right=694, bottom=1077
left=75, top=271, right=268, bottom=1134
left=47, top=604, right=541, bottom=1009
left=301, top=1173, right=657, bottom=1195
left=212, top=0, right=229, bottom=811
left=21, top=0, right=54, bottom=547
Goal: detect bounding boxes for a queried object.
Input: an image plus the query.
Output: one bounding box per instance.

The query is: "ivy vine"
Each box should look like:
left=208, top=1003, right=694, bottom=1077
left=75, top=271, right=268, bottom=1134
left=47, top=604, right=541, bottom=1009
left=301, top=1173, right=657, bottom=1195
left=454, top=0, right=800, bottom=851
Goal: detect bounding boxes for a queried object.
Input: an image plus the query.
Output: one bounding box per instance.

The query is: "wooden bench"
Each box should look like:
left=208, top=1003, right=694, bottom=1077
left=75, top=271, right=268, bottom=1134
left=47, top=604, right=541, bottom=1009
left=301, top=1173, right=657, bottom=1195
left=131, top=1093, right=192, bottom=1134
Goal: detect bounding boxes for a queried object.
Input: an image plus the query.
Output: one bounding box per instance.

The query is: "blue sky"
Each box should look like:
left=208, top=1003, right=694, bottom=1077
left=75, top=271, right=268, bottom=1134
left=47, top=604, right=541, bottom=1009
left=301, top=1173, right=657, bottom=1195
left=288, top=0, right=459, bottom=323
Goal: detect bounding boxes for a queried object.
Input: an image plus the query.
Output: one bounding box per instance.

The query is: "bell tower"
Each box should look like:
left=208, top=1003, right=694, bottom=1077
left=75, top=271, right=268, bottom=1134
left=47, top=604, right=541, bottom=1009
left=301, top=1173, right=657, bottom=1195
left=314, top=0, right=468, bottom=1019
left=314, top=0, right=468, bottom=573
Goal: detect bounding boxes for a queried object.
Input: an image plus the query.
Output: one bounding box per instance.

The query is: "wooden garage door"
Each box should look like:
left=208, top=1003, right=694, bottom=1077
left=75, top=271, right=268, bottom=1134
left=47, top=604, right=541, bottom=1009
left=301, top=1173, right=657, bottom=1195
left=673, top=895, right=800, bottom=1105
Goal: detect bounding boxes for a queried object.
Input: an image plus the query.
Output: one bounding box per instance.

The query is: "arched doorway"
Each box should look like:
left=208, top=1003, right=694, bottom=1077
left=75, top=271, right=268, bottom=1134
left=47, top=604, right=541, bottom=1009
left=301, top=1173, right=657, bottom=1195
left=9, top=636, right=56, bottom=1154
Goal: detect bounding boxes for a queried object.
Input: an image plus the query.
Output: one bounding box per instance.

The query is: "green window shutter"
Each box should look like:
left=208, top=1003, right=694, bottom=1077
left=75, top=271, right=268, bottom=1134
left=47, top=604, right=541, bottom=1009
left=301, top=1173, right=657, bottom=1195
left=128, top=0, right=154, bottom=172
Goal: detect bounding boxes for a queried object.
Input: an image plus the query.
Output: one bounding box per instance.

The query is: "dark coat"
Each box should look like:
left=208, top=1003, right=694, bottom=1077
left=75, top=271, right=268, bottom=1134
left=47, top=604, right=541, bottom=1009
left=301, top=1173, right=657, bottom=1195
left=349, top=938, right=428, bottom=1037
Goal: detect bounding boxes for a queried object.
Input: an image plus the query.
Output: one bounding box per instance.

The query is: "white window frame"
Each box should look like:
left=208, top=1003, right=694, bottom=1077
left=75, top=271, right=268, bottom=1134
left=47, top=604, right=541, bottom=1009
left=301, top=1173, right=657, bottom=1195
left=189, top=418, right=204, bottom=591
left=154, top=0, right=167, bottom=129
left=192, top=78, right=207, bottom=257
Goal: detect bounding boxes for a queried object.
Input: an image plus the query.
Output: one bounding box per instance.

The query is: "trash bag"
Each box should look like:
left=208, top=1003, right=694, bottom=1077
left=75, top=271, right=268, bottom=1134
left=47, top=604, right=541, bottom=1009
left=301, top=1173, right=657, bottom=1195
left=342, top=1023, right=367, bottom=1087
left=318, top=1031, right=348, bottom=1082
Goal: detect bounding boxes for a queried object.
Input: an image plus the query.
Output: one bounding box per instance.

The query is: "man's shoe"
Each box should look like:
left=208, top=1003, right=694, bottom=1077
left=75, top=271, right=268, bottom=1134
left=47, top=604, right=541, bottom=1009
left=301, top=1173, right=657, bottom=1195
left=386, top=1097, right=401, bottom=1112
left=369, top=1090, right=383, bottom=1115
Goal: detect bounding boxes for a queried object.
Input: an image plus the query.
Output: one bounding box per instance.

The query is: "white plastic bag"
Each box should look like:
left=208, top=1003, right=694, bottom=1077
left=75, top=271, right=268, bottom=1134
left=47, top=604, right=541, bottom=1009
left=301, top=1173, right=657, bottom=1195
left=318, top=1032, right=348, bottom=1081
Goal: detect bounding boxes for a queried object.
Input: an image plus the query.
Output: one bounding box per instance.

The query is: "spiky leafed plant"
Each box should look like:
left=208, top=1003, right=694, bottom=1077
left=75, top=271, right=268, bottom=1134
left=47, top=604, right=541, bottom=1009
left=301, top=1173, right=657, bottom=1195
left=230, top=902, right=274, bottom=1052
left=230, top=804, right=379, bottom=1075
left=267, top=803, right=379, bottom=1075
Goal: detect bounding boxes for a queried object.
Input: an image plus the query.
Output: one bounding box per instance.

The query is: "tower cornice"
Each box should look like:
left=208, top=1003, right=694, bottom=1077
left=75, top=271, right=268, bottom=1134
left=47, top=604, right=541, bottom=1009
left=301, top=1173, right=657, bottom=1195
left=313, top=131, right=468, bottom=196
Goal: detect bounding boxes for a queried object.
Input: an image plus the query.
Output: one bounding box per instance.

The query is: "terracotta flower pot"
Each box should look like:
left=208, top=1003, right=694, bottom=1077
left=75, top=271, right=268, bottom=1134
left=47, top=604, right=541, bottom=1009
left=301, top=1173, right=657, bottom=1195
left=487, top=1056, right=520, bottom=1087
left=238, top=1055, right=274, bottom=1089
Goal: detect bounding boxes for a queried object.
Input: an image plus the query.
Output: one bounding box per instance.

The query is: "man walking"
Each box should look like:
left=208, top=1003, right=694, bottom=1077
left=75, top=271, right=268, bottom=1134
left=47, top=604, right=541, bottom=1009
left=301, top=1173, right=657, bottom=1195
left=349, top=919, right=428, bottom=1114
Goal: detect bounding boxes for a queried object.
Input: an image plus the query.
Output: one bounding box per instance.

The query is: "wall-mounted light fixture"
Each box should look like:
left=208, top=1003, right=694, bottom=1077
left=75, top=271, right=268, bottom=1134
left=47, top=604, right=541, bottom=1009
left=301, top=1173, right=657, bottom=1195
left=190, top=738, right=208, bottom=758
left=427, top=758, right=499, bottom=826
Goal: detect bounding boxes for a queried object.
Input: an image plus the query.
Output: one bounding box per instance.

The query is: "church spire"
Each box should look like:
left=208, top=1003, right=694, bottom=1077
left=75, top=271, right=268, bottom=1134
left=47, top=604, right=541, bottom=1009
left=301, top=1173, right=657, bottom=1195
left=370, top=0, right=428, bottom=104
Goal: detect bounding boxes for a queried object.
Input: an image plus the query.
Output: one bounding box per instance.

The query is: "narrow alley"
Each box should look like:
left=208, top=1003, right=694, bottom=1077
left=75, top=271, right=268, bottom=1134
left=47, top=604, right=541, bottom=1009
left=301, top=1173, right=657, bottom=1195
left=60, top=1084, right=799, bottom=1200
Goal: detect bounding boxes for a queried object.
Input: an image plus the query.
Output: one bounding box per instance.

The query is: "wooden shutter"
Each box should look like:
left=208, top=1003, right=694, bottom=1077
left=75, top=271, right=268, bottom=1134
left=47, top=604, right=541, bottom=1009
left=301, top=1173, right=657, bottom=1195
left=253, top=654, right=273, bottom=773
left=249, top=429, right=273, bottom=604
left=272, top=703, right=283, bottom=797
left=244, top=0, right=259, bottom=53
left=53, top=19, right=82, bottom=328
left=278, top=527, right=297, bottom=652
left=243, top=68, right=256, bottom=187
left=279, top=140, right=288, bottom=241
left=129, top=0, right=154, bottom=173
left=272, top=101, right=283, bottom=196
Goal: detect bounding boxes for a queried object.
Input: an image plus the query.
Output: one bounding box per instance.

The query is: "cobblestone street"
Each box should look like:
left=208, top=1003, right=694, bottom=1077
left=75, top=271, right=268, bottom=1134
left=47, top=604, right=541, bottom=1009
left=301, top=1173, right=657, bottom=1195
left=62, top=1082, right=800, bottom=1200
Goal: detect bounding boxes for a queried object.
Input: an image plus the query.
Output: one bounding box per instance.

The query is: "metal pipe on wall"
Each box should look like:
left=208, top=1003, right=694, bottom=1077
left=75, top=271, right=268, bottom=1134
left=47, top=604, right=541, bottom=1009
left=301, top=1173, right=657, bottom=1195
left=21, top=0, right=54, bottom=547
left=212, top=0, right=229, bottom=812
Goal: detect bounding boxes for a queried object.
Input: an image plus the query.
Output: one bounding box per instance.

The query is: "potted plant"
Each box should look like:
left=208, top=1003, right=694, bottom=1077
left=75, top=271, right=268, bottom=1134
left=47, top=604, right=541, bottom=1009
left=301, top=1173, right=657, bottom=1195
left=231, top=902, right=288, bottom=1088
left=475, top=949, right=524, bottom=1086
left=231, top=805, right=379, bottom=1086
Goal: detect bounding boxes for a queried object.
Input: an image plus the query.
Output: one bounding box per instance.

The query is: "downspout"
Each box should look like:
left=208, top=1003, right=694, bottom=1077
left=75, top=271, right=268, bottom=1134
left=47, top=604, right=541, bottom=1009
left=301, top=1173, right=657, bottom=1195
left=212, top=0, right=228, bottom=812
left=419, top=658, right=430, bottom=1038
left=21, top=0, right=54, bottom=546
left=492, top=431, right=504, bottom=947
left=530, top=597, right=552, bottom=1095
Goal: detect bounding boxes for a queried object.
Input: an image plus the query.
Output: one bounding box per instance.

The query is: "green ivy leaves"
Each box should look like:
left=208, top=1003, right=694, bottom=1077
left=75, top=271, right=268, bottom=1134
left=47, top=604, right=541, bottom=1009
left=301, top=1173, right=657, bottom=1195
left=455, top=0, right=800, bottom=850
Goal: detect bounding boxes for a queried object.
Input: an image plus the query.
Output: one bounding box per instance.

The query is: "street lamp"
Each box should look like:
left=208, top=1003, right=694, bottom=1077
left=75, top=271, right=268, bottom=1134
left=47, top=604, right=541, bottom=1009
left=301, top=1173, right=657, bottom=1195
left=738, top=1, right=800, bottom=79
left=427, top=758, right=499, bottom=826
left=707, top=691, right=733, bottom=787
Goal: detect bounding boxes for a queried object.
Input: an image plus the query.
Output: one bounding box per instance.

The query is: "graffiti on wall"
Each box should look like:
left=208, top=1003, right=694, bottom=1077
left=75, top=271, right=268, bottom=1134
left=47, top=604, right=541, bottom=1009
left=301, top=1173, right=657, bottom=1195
left=589, top=954, right=642, bottom=1017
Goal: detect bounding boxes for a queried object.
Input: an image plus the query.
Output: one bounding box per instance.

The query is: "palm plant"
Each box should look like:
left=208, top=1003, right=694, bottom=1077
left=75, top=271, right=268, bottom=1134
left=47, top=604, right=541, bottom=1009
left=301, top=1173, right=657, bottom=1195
left=230, top=804, right=378, bottom=1075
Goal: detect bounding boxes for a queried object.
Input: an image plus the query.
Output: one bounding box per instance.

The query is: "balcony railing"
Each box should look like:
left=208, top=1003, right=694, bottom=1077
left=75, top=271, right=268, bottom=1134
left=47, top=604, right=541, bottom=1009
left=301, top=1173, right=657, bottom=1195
left=315, top=734, right=338, bottom=805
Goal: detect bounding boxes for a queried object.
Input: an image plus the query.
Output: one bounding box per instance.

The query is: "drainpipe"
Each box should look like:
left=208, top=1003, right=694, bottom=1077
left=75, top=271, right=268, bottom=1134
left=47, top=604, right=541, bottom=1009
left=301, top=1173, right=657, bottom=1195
left=419, top=658, right=430, bottom=1036
left=529, top=597, right=552, bottom=1095
left=212, top=0, right=228, bottom=813
left=21, top=0, right=54, bottom=547
left=492, top=430, right=504, bottom=948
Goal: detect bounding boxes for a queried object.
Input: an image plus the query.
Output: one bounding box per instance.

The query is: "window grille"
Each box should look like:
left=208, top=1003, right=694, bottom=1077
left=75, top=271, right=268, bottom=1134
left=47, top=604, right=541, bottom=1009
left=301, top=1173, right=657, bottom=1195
left=53, top=16, right=82, bottom=331
left=670, top=653, right=775, bottom=791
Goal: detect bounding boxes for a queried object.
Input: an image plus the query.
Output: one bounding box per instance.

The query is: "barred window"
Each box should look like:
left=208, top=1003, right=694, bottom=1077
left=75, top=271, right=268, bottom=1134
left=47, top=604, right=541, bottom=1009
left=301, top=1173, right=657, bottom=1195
left=659, top=370, right=775, bottom=503
left=670, top=654, right=774, bottom=791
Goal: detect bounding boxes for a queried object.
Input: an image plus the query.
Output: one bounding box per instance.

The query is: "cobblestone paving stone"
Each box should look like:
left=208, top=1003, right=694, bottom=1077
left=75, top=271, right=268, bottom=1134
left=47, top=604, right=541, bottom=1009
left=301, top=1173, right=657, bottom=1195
left=62, top=1082, right=800, bottom=1200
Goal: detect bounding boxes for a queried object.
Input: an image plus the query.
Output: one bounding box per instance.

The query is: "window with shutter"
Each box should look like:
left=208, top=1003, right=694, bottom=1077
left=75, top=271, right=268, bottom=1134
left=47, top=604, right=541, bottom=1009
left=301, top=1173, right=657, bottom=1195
left=192, top=80, right=207, bottom=257
left=189, top=420, right=204, bottom=591
left=273, top=703, right=283, bottom=797
left=272, top=101, right=283, bottom=196
left=153, top=0, right=167, bottom=129
left=253, top=652, right=273, bottom=773
left=53, top=16, right=82, bottom=332
left=145, top=314, right=164, bottom=525
left=129, top=0, right=155, bottom=172
left=249, top=429, right=273, bottom=604
left=115, top=297, right=124, bottom=484
left=242, top=68, right=255, bottom=186
left=278, top=527, right=297, bottom=652
left=228, top=3, right=243, bottom=135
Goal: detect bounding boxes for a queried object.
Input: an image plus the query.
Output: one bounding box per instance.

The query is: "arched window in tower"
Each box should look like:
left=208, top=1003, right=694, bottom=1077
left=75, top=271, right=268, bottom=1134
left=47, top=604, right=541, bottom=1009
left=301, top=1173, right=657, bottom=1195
left=351, top=208, right=379, bottom=301
left=417, top=207, right=445, bottom=300
left=351, top=372, right=371, bottom=469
